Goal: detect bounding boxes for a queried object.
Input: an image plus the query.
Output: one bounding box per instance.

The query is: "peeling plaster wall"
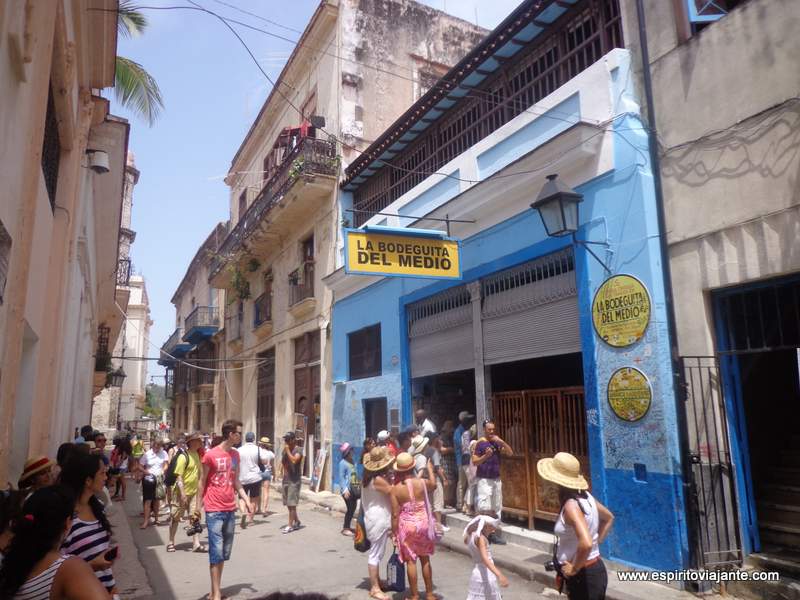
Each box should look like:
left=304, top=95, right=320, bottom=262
left=339, top=0, right=487, bottom=159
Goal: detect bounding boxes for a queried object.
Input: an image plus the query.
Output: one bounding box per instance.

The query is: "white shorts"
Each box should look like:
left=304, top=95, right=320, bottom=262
left=476, top=477, right=502, bottom=515
left=432, top=480, right=444, bottom=512
left=368, top=529, right=390, bottom=566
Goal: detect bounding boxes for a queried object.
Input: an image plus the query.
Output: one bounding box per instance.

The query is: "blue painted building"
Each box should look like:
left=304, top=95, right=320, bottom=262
left=324, top=0, right=690, bottom=572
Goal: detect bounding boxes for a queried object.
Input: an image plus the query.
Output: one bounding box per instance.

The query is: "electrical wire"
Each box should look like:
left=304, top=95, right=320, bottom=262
left=114, top=301, right=270, bottom=373
left=119, top=2, right=623, bottom=184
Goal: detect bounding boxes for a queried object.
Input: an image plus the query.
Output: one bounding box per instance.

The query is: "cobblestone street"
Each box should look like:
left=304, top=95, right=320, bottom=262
left=115, top=489, right=553, bottom=600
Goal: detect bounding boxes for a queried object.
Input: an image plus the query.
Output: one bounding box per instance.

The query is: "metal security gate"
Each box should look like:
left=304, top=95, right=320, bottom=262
left=408, top=285, right=474, bottom=378
left=256, top=348, right=275, bottom=443
left=482, top=249, right=581, bottom=364
left=493, top=387, right=589, bottom=528
left=681, top=356, right=742, bottom=569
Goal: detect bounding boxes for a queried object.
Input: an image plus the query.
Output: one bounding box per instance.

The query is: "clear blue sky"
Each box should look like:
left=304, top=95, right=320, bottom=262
left=112, top=0, right=522, bottom=383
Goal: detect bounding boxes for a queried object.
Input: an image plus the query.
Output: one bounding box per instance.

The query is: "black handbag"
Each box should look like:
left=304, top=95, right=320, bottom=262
left=348, top=470, right=362, bottom=499
left=353, top=506, right=371, bottom=553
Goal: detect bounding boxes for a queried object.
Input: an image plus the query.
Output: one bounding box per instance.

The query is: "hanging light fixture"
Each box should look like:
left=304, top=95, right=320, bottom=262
left=531, top=174, right=612, bottom=274
left=109, top=365, right=127, bottom=388
left=530, top=174, right=583, bottom=237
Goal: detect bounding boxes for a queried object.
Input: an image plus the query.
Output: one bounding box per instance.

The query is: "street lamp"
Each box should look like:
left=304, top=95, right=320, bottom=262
left=530, top=174, right=583, bottom=237
left=530, top=174, right=612, bottom=274
left=109, top=365, right=127, bottom=388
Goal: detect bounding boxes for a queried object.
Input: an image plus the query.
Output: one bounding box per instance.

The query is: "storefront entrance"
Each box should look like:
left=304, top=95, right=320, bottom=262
left=712, top=274, right=800, bottom=562
left=491, top=352, right=587, bottom=528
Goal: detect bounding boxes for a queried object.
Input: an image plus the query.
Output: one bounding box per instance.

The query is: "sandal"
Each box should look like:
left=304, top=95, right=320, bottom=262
left=192, top=544, right=208, bottom=553
left=166, top=543, right=176, bottom=553
left=369, top=591, right=389, bottom=600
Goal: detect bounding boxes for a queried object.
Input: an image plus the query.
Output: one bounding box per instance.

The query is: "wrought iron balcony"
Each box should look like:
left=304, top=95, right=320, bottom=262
left=254, top=293, right=272, bottom=327
left=117, top=257, right=131, bottom=286
left=183, top=306, right=220, bottom=344
left=160, top=327, right=193, bottom=363
left=225, top=309, right=243, bottom=343
left=210, top=136, right=338, bottom=279
left=289, top=262, right=315, bottom=306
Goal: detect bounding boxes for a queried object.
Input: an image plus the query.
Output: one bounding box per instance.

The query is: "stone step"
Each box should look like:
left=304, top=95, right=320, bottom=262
left=441, top=510, right=554, bottom=554
left=760, top=484, right=800, bottom=506
left=769, top=467, right=800, bottom=486
left=758, top=502, right=800, bottom=527
left=761, top=521, right=800, bottom=549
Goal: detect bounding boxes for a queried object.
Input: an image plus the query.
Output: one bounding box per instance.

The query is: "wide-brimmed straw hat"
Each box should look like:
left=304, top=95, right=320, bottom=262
left=363, top=447, right=395, bottom=472
left=19, top=456, right=55, bottom=487
left=186, top=431, right=203, bottom=443
left=259, top=436, right=272, bottom=446
left=537, top=452, right=588, bottom=491
left=394, top=452, right=415, bottom=472
left=410, top=435, right=429, bottom=456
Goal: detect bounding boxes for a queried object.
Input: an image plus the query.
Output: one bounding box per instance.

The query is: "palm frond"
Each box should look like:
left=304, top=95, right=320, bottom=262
left=114, top=56, right=164, bottom=126
left=118, top=0, right=148, bottom=38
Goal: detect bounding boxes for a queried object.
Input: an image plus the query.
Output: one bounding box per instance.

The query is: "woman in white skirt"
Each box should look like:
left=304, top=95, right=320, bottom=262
left=464, top=515, right=509, bottom=599
left=361, top=446, right=396, bottom=600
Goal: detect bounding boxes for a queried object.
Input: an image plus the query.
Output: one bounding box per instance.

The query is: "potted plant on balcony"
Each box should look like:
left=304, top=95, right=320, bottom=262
left=229, top=266, right=251, bottom=301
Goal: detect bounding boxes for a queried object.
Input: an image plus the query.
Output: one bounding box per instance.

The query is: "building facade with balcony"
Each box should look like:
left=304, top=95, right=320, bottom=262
left=628, top=0, right=800, bottom=581
left=327, top=0, right=694, bottom=573
left=209, top=0, right=488, bottom=486
left=0, top=0, right=128, bottom=483
left=162, top=223, right=227, bottom=434
left=92, top=153, right=149, bottom=434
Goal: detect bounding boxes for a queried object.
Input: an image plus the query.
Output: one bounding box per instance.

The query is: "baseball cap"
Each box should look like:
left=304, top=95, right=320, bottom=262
left=376, top=430, right=391, bottom=442
left=283, top=431, right=296, bottom=441
left=245, top=432, right=255, bottom=443
left=458, top=410, right=474, bottom=421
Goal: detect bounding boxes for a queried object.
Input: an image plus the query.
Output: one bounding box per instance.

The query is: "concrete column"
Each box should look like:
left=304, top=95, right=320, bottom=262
left=468, top=281, right=490, bottom=435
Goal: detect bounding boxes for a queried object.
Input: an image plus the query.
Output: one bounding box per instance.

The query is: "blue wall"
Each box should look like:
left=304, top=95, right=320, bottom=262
left=331, top=58, right=689, bottom=570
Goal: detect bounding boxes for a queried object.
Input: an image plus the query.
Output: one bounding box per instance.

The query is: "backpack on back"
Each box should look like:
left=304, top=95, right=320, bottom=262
left=163, top=449, right=186, bottom=487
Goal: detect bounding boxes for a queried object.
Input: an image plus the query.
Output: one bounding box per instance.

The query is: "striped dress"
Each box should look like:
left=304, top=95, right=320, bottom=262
left=61, top=516, right=115, bottom=591
left=13, top=555, right=67, bottom=599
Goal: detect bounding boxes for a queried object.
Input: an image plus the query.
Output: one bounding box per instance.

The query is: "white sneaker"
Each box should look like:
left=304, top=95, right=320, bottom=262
left=441, top=525, right=450, bottom=532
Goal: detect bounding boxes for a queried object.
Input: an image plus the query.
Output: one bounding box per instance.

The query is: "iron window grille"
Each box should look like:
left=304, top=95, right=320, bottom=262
left=349, top=324, right=382, bottom=381
left=41, top=87, right=61, bottom=212
left=352, top=0, right=624, bottom=226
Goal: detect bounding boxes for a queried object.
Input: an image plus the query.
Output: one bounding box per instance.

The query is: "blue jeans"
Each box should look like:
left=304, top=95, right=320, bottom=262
left=206, top=511, right=235, bottom=565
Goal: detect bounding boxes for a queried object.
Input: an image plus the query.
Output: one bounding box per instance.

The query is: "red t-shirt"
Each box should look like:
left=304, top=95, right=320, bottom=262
left=202, top=445, right=240, bottom=512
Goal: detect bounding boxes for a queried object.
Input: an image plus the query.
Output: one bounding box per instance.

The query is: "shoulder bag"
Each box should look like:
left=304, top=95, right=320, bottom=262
left=421, top=480, right=444, bottom=542
left=348, top=469, right=362, bottom=500
left=353, top=505, right=371, bottom=553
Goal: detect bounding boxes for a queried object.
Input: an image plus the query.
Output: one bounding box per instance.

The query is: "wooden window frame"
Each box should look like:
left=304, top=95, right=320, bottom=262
left=348, top=324, right=382, bottom=381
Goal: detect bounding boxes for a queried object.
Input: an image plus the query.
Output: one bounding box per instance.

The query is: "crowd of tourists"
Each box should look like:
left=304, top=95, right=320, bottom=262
left=337, top=409, right=615, bottom=600
left=0, top=411, right=613, bottom=600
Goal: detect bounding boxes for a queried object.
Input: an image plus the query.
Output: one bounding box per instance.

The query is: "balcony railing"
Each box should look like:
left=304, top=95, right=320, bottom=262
left=189, top=366, right=216, bottom=388
left=254, top=293, right=272, bottom=327
left=117, top=257, right=131, bottom=286
left=184, top=306, right=220, bottom=333
left=210, top=136, right=338, bottom=278
left=225, top=309, right=243, bottom=342
left=289, top=262, right=314, bottom=306
left=163, top=327, right=183, bottom=353
left=351, top=0, right=623, bottom=225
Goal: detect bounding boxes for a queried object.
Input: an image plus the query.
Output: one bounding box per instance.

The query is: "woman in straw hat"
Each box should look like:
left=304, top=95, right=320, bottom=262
left=361, top=446, right=395, bottom=600
left=391, top=452, right=436, bottom=600
left=18, top=456, right=55, bottom=500
left=537, top=452, right=614, bottom=600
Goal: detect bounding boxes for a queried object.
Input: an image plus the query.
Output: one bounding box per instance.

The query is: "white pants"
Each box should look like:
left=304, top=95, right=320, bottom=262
left=476, top=477, right=502, bottom=515
left=368, top=529, right=390, bottom=566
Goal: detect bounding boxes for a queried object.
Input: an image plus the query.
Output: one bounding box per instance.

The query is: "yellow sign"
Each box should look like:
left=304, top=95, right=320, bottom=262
left=592, top=275, right=651, bottom=347
left=607, top=367, right=652, bottom=422
left=345, top=230, right=461, bottom=279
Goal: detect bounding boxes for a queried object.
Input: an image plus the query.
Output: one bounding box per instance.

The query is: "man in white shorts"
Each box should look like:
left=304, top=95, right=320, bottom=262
left=471, top=420, right=513, bottom=544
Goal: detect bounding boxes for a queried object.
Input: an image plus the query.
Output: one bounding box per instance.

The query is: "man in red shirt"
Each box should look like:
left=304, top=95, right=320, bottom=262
left=198, top=419, right=252, bottom=600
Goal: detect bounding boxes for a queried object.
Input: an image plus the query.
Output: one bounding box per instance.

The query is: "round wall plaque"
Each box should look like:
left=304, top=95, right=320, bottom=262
left=592, top=274, right=651, bottom=347
left=607, top=367, right=652, bottom=422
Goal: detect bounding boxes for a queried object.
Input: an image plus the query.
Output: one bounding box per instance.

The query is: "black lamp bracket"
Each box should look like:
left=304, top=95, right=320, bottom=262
left=571, top=232, right=612, bottom=274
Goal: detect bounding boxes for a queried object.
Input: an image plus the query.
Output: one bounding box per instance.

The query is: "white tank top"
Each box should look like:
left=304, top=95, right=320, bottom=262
left=554, top=492, right=600, bottom=563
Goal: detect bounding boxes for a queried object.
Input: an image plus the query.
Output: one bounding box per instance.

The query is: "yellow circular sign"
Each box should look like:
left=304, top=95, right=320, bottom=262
left=592, top=275, right=651, bottom=347
left=607, top=367, right=652, bottom=422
